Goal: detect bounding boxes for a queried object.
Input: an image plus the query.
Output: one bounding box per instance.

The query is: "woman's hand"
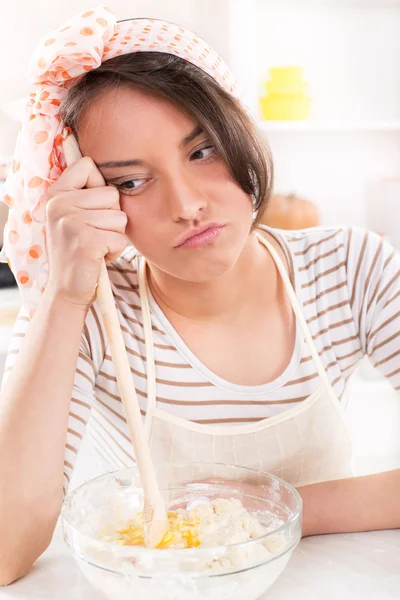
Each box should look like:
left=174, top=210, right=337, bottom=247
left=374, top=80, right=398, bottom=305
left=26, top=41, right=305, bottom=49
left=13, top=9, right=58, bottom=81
left=45, top=156, right=127, bottom=308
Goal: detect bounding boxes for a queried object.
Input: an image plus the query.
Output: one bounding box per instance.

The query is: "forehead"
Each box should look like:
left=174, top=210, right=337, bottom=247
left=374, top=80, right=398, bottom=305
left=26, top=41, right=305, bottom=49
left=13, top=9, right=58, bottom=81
left=77, top=86, right=196, bottom=156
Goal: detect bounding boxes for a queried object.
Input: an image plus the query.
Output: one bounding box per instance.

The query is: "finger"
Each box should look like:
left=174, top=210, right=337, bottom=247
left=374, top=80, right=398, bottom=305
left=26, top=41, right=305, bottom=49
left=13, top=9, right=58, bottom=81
left=100, top=232, right=128, bottom=262
left=81, top=210, right=128, bottom=233
left=47, top=187, right=120, bottom=218
left=51, top=156, right=106, bottom=192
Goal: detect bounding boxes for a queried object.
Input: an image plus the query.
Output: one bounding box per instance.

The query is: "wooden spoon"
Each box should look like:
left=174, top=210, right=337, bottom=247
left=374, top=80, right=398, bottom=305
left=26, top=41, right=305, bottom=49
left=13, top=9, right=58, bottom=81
left=61, top=130, right=169, bottom=548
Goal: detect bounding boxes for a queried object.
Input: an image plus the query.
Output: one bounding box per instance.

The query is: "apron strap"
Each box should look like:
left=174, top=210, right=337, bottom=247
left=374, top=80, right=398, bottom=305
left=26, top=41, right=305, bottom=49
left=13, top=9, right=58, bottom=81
left=255, top=232, right=337, bottom=395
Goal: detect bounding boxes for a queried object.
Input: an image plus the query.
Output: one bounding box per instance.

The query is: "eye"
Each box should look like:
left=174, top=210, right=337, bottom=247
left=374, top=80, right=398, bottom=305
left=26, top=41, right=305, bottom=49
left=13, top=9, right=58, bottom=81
left=115, top=178, right=148, bottom=194
left=190, top=145, right=216, bottom=162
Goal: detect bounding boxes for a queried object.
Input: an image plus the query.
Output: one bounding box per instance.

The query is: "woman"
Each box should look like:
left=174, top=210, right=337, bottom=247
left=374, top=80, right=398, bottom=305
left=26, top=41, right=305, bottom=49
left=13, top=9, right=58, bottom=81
left=0, top=7, right=399, bottom=585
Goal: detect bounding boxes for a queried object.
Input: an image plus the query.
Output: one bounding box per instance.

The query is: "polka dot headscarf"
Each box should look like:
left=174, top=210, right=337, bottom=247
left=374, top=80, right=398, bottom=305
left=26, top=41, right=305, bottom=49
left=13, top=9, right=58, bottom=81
left=1, top=5, right=242, bottom=317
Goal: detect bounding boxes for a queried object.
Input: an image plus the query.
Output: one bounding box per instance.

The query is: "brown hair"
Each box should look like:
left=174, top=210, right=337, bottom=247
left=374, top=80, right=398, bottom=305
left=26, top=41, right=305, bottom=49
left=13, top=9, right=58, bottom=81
left=60, top=51, right=274, bottom=224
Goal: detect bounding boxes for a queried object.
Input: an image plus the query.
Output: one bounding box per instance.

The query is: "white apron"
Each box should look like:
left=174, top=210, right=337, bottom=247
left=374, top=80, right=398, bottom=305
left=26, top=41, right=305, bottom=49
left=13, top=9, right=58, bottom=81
left=135, top=233, right=354, bottom=488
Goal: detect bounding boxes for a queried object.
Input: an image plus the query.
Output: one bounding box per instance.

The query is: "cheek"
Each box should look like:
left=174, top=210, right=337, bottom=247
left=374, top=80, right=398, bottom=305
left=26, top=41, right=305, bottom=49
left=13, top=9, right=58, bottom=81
left=120, top=197, right=155, bottom=238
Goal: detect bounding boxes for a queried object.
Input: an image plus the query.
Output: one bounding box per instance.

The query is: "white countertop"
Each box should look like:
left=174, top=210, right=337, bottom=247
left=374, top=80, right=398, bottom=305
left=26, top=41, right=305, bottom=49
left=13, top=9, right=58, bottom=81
left=1, top=520, right=398, bottom=600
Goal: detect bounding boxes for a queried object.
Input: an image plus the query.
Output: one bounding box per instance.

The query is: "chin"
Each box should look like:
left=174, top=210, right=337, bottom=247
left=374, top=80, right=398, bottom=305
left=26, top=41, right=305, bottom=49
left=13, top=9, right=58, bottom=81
left=174, top=246, right=242, bottom=283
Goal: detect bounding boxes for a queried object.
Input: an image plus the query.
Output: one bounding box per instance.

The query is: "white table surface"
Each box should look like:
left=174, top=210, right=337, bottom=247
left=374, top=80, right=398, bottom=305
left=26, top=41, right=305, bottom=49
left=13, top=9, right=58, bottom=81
left=1, top=520, right=399, bottom=600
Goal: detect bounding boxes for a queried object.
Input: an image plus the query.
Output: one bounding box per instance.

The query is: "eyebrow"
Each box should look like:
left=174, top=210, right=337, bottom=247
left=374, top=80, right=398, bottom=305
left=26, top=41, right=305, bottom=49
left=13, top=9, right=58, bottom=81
left=96, top=125, right=204, bottom=169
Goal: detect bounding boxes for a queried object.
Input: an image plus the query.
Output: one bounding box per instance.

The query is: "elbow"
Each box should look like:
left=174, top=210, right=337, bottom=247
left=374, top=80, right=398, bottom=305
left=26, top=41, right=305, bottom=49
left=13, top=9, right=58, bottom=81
left=0, top=565, right=32, bottom=587
left=0, top=528, right=54, bottom=587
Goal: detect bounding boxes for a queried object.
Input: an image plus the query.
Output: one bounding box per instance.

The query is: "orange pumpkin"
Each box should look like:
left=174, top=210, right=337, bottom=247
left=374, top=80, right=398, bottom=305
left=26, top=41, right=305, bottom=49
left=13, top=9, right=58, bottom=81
left=260, top=193, right=320, bottom=230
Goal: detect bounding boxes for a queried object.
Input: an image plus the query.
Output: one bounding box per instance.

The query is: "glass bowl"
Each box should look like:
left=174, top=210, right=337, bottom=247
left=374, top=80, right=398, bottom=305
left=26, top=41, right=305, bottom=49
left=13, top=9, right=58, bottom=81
left=61, top=462, right=302, bottom=600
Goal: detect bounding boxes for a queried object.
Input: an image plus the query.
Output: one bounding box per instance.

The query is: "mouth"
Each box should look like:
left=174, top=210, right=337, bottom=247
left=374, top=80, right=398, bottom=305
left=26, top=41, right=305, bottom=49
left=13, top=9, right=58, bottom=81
left=174, top=223, right=226, bottom=249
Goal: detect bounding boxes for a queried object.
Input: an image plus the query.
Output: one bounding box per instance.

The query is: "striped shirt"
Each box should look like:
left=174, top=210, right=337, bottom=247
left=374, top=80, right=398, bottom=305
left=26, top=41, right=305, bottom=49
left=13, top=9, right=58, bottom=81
left=3, top=225, right=400, bottom=492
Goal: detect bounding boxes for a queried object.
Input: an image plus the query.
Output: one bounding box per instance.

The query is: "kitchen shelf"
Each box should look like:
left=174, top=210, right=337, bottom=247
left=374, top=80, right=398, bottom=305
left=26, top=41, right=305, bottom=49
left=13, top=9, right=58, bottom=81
left=258, top=121, right=400, bottom=133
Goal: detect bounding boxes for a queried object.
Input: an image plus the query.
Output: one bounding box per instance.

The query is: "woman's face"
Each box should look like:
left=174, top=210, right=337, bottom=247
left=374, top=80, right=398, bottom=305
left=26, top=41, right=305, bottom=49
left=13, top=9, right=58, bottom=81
left=78, top=86, right=254, bottom=282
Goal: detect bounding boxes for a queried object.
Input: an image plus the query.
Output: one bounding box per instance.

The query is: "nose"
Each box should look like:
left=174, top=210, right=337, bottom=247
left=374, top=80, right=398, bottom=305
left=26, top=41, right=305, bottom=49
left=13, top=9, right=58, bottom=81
left=165, top=170, right=207, bottom=222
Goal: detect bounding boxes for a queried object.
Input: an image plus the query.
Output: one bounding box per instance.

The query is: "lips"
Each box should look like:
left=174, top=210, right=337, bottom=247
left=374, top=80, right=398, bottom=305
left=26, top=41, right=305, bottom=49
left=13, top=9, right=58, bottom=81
left=174, top=223, right=226, bottom=249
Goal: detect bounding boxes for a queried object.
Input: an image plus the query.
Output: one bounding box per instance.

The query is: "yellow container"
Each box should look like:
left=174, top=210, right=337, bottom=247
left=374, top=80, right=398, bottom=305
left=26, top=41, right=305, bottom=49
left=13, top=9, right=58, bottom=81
left=268, top=66, right=304, bottom=83
left=260, top=95, right=311, bottom=121
left=260, top=66, right=311, bottom=121
left=265, top=79, right=308, bottom=95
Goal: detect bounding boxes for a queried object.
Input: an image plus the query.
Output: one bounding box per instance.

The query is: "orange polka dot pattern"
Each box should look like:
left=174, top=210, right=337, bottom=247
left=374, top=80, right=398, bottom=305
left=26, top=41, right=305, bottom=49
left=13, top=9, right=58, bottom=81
left=0, top=5, right=243, bottom=317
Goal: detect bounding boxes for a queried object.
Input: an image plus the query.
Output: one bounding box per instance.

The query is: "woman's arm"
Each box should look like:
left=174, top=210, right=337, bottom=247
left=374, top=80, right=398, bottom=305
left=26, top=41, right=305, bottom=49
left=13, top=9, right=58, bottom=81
left=0, top=157, right=126, bottom=586
left=299, top=469, right=400, bottom=537
left=0, top=290, right=88, bottom=586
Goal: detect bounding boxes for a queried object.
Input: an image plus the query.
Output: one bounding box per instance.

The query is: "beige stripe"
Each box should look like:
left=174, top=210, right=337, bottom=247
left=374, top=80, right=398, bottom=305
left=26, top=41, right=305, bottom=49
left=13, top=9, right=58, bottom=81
left=76, top=368, right=94, bottom=386
left=324, top=360, right=338, bottom=372
left=376, top=268, right=400, bottom=306
left=5, top=349, right=18, bottom=356
left=104, top=350, right=191, bottom=369
left=98, top=370, right=119, bottom=383
left=108, top=266, right=137, bottom=275
left=66, top=443, right=78, bottom=454
left=82, top=322, right=92, bottom=357
left=120, top=323, right=176, bottom=350
left=71, top=396, right=91, bottom=411
left=358, top=239, right=383, bottom=332
left=371, top=329, right=400, bottom=353
left=300, top=355, right=312, bottom=363
left=368, top=309, right=400, bottom=342
left=366, top=250, right=396, bottom=313
left=350, top=230, right=368, bottom=308
left=64, top=460, right=74, bottom=471
left=154, top=395, right=309, bottom=407
left=330, top=374, right=342, bottom=388
left=99, top=367, right=212, bottom=388
left=331, top=333, right=358, bottom=347
left=286, top=233, right=308, bottom=244
left=91, top=412, right=133, bottom=461
left=96, top=382, right=121, bottom=403
left=78, top=351, right=96, bottom=372
left=11, top=332, right=25, bottom=339
left=67, top=427, right=83, bottom=440
left=374, top=348, right=400, bottom=368
left=383, top=288, right=400, bottom=310
left=306, top=300, right=349, bottom=325
left=114, top=283, right=139, bottom=292
left=286, top=371, right=318, bottom=386
left=301, top=262, right=346, bottom=289
left=90, top=304, right=106, bottom=358
left=342, top=358, right=360, bottom=374
left=383, top=366, right=400, bottom=380
left=311, top=317, right=354, bottom=341
left=120, top=310, right=166, bottom=335
left=156, top=377, right=212, bottom=388
left=69, top=411, right=88, bottom=426
left=303, top=281, right=347, bottom=307
left=95, top=394, right=125, bottom=421
left=192, top=417, right=266, bottom=424
left=299, top=245, right=344, bottom=272
left=293, top=230, right=341, bottom=256
left=64, top=471, right=70, bottom=482
left=20, top=316, right=30, bottom=323
left=336, top=347, right=361, bottom=361
left=114, top=293, right=141, bottom=311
